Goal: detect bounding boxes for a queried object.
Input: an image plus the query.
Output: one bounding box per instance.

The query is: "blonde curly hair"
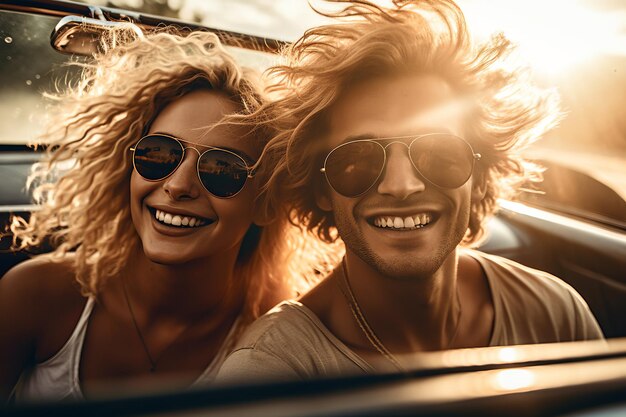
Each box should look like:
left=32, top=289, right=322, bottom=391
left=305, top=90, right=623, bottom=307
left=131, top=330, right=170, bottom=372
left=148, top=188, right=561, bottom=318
left=9, top=26, right=297, bottom=321
left=255, top=0, right=561, bottom=246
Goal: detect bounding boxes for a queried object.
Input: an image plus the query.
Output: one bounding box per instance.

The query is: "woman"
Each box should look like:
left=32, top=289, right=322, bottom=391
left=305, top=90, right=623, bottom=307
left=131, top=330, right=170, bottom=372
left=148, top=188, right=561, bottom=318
left=0, top=26, right=296, bottom=401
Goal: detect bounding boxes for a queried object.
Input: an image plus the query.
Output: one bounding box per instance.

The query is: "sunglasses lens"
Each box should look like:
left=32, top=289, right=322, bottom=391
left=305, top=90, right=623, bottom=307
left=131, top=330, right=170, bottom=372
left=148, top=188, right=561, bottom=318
left=324, top=141, right=385, bottom=197
left=198, top=150, right=249, bottom=198
left=410, top=134, right=475, bottom=188
left=133, top=135, right=183, bottom=180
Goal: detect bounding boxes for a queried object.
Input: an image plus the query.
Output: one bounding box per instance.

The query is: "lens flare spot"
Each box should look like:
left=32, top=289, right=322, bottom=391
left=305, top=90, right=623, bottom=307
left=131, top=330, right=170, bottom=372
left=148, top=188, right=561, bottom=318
left=492, top=369, right=536, bottom=391
left=497, top=347, right=520, bottom=363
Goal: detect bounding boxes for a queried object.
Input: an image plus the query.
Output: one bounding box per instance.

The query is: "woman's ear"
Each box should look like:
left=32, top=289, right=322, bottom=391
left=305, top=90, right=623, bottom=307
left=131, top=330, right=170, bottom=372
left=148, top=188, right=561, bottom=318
left=252, top=197, right=274, bottom=226
left=253, top=208, right=273, bottom=226
left=315, top=187, right=333, bottom=212
left=252, top=193, right=276, bottom=226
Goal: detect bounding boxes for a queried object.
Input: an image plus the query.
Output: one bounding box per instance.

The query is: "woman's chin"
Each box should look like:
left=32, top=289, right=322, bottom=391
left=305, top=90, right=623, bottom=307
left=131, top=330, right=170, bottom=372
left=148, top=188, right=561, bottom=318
left=141, top=245, right=196, bottom=266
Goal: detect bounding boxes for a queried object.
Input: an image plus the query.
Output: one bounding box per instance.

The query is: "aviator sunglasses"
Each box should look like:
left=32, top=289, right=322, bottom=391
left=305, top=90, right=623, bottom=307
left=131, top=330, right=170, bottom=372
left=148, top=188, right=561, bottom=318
left=130, top=134, right=254, bottom=198
left=320, top=133, right=481, bottom=197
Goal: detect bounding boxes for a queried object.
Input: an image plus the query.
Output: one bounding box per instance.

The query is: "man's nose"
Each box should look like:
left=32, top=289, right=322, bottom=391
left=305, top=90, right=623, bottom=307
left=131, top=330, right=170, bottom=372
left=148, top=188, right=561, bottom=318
left=163, top=149, right=202, bottom=200
left=377, top=143, right=426, bottom=200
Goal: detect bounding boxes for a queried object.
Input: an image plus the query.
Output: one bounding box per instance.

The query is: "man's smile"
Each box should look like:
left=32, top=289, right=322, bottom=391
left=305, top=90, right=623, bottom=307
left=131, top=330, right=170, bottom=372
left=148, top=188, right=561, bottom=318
left=371, top=213, right=432, bottom=230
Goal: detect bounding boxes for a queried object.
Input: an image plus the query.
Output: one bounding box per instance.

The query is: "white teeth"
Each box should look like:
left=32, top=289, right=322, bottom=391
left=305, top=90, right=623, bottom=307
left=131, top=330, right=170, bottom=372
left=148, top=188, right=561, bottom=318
left=373, top=214, right=431, bottom=230
left=154, top=209, right=206, bottom=228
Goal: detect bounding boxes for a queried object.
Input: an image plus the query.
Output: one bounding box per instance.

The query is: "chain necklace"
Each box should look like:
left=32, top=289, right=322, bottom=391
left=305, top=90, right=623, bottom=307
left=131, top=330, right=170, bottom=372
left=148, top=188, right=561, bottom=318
left=121, top=277, right=197, bottom=373
left=337, top=259, right=462, bottom=372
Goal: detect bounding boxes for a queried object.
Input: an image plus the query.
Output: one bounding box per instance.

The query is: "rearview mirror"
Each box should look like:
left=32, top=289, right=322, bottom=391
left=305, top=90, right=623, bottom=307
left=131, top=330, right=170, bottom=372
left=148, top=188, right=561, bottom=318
left=51, top=15, right=142, bottom=55
left=50, top=13, right=288, bottom=57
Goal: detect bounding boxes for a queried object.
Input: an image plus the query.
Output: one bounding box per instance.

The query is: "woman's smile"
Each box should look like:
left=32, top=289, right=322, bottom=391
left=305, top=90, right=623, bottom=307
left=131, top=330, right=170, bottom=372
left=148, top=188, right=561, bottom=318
left=148, top=206, right=214, bottom=228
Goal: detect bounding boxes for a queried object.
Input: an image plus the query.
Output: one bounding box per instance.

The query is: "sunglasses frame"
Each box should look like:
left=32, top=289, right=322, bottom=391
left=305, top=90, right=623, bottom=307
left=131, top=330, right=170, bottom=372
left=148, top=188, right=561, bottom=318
left=320, top=133, right=482, bottom=197
left=130, top=134, right=255, bottom=199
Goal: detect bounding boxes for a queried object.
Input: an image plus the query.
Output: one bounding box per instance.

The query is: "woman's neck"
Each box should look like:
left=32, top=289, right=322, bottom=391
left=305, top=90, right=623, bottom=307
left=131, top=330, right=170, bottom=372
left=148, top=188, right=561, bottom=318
left=120, top=246, right=244, bottom=323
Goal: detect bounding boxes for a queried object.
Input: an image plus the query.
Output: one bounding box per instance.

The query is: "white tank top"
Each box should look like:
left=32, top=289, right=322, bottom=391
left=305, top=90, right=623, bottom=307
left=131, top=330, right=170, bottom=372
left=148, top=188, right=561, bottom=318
left=15, top=298, right=241, bottom=402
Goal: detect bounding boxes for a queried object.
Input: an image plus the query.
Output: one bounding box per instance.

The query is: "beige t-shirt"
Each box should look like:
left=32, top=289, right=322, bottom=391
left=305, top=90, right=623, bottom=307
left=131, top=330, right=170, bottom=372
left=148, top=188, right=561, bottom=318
left=216, top=250, right=604, bottom=383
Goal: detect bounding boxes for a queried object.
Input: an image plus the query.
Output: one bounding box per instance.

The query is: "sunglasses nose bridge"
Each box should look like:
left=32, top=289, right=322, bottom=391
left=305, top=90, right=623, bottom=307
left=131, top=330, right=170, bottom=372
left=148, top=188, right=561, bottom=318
left=382, top=141, right=411, bottom=166
left=377, top=143, right=426, bottom=199
left=161, top=148, right=203, bottom=200
left=382, top=140, right=410, bottom=150
left=183, top=146, right=202, bottom=156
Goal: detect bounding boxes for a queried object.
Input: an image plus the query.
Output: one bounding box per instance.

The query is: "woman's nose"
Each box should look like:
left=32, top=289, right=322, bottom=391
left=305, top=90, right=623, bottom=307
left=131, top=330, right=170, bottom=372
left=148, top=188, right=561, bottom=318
left=162, top=150, right=202, bottom=200
left=376, top=143, right=426, bottom=200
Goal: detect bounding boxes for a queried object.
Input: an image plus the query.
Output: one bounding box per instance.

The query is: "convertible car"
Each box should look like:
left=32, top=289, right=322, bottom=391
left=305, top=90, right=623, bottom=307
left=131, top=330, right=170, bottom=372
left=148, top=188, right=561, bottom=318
left=0, top=0, right=625, bottom=415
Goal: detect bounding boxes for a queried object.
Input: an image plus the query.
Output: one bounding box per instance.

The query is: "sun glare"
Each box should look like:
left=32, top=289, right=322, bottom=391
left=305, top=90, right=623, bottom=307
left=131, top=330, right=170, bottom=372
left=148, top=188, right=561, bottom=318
left=460, top=0, right=625, bottom=75
left=492, top=369, right=536, bottom=391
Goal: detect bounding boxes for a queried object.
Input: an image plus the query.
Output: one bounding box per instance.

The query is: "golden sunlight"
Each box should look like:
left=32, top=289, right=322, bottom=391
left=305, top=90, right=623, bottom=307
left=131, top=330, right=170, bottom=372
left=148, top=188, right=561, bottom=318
left=492, top=369, right=536, bottom=391
left=460, top=0, right=626, bottom=75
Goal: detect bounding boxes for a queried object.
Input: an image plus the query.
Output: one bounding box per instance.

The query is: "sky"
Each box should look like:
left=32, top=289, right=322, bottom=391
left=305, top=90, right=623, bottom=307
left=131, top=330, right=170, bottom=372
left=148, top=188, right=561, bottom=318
left=93, top=0, right=626, bottom=78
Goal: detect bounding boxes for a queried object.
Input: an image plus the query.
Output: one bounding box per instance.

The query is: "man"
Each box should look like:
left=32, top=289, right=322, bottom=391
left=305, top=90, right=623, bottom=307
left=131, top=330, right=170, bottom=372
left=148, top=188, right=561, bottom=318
left=217, top=0, right=604, bottom=381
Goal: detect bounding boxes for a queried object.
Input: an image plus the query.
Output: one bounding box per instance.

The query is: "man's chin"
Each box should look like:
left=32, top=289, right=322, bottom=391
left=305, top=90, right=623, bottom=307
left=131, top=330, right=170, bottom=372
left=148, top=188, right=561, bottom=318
left=354, top=250, right=443, bottom=281
left=375, top=260, right=440, bottom=281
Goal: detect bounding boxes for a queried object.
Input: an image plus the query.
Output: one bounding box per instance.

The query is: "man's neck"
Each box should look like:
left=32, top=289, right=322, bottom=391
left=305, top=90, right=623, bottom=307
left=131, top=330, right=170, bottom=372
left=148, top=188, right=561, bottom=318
left=341, top=248, right=462, bottom=352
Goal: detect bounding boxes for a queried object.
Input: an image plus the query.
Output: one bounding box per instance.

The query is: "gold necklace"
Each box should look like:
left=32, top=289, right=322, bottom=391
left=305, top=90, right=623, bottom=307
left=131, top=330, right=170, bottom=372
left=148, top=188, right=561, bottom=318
left=338, top=259, right=462, bottom=372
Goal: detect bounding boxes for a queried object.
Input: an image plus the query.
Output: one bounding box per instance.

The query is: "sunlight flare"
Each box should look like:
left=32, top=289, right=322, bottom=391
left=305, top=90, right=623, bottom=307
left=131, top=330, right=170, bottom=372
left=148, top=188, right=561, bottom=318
left=461, top=0, right=625, bottom=75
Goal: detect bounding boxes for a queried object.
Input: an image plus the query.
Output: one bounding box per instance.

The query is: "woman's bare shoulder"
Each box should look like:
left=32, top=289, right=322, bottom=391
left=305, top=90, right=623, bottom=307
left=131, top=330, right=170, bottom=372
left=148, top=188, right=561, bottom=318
left=0, top=254, right=89, bottom=391
left=0, top=254, right=85, bottom=334
left=1, top=254, right=80, bottom=296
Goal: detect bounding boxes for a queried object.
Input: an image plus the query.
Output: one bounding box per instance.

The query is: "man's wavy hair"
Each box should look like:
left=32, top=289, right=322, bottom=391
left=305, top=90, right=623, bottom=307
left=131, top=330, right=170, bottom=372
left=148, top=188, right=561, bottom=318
left=257, top=0, right=561, bottom=246
left=9, top=26, right=298, bottom=322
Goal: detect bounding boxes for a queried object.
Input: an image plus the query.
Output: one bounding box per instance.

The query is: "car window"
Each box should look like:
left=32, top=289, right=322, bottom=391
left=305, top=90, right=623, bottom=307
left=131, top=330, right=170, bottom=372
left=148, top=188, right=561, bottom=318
left=0, top=8, right=277, bottom=146
left=0, top=11, right=80, bottom=145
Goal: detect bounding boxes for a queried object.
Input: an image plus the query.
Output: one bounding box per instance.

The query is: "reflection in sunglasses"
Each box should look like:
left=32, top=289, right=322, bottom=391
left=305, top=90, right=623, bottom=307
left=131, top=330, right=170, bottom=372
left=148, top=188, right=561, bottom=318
left=131, top=134, right=253, bottom=198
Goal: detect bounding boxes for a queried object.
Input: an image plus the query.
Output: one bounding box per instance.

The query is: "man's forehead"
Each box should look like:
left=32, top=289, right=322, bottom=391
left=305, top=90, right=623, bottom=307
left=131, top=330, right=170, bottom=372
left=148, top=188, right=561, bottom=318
left=324, top=74, right=466, bottom=148
left=339, top=126, right=461, bottom=145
